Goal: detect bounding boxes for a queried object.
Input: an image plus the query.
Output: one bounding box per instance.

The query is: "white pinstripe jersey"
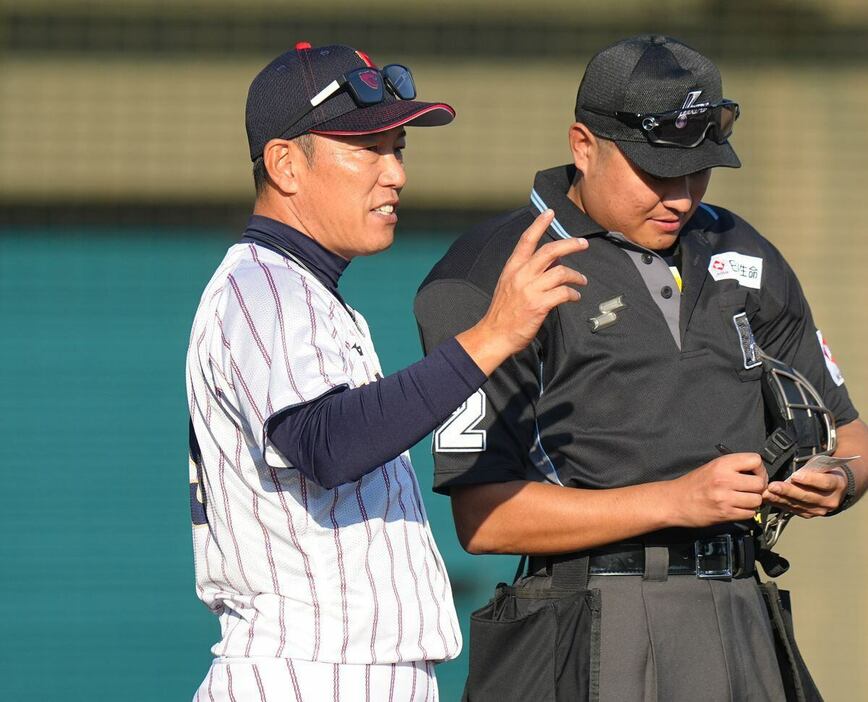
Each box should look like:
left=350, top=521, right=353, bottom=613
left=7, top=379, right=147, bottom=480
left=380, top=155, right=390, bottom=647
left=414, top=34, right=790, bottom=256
left=186, top=242, right=461, bottom=664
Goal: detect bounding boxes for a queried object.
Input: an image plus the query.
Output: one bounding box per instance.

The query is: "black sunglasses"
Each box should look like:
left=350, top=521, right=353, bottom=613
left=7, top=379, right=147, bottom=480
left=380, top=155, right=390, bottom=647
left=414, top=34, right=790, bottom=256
left=281, top=64, right=417, bottom=138
left=583, top=100, right=740, bottom=148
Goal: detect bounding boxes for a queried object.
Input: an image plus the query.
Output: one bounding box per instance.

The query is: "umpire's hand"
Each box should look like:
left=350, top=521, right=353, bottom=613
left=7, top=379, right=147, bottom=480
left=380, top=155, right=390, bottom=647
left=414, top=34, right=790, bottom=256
left=672, top=453, right=768, bottom=527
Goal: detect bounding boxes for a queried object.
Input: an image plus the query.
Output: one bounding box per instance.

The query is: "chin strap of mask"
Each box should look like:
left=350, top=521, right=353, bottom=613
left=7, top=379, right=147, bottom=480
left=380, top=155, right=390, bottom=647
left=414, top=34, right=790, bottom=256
left=755, top=423, right=799, bottom=575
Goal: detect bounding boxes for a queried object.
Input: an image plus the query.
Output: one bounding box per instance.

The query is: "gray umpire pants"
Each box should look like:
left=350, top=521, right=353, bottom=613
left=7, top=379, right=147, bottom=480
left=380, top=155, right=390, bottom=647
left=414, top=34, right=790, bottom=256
left=592, top=546, right=787, bottom=702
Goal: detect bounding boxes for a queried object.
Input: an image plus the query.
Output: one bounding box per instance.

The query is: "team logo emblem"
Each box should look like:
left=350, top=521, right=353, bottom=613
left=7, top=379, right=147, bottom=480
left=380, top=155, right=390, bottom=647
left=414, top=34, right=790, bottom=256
left=588, top=295, right=627, bottom=332
left=816, top=330, right=845, bottom=386
left=677, top=90, right=704, bottom=128
left=708, top=251, right=763, bottom=290
left=732, top=312, right=762, bottom=369
left=359, top=69, right=380, bottom=90
left=354, top=49, right=375, bottom=67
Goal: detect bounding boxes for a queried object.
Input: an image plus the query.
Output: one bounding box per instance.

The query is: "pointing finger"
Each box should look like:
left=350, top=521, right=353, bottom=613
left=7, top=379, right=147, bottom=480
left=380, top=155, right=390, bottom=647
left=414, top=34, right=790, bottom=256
left=537, top=265, right=588, bottom=292
left=529, top=237, right=589, bottom=274
left=507, top=210, right=555, bottom=266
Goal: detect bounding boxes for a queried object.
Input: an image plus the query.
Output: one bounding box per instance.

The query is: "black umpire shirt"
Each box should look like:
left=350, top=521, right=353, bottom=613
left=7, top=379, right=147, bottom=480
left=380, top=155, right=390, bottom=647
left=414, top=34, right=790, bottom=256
left=414, top=164, right=857, bottom=500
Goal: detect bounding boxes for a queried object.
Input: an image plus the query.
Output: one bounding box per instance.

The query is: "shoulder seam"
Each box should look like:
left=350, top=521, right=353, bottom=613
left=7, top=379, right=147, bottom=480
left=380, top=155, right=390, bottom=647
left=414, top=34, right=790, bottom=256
left=417, top=277, right=495, bottom=302
left=466, top=206, right=534, bottom=280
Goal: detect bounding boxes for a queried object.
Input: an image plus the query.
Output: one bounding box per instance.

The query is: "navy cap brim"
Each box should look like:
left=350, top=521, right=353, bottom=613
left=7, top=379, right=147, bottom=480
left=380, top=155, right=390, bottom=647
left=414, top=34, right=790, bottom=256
left=310, top=100, right=455, bottom=136
left=614, top=137, right=741, bottom=178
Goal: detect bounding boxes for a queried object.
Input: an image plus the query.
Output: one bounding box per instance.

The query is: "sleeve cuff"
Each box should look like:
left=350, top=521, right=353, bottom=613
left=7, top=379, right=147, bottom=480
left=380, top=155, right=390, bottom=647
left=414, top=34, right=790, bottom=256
left=438, top=336, right=487, bottom=390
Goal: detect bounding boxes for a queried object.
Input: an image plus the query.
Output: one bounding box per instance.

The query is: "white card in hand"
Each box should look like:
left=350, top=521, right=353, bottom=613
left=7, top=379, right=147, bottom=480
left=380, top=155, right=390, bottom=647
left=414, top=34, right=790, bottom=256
left=786, top=454, right=860, bottom=482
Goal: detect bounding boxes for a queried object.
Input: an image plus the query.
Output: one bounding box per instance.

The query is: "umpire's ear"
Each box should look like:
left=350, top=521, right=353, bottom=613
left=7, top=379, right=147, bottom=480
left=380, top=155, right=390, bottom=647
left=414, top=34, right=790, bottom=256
left=261, top=137, right=309, bottom=195
left=567, top=122, right=598, bottom=175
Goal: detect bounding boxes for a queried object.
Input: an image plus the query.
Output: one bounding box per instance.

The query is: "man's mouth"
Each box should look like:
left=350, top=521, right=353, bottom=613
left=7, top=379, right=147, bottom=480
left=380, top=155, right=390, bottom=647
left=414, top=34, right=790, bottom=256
left=650, top=217, right=681, bottom=232
left=371, top=202, right=399, bottom=224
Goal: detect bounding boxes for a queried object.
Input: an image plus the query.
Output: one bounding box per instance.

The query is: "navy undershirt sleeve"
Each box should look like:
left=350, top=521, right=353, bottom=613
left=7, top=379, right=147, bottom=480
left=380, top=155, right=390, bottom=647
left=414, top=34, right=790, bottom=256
left=265, top=336, right=486, bottom=489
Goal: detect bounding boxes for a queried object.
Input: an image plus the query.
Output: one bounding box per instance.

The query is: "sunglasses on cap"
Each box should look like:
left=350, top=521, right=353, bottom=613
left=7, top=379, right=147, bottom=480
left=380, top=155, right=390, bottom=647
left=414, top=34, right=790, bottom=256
left=281, top=64, right=417, bottom=138
left=584, top=100, right=739, bottom=148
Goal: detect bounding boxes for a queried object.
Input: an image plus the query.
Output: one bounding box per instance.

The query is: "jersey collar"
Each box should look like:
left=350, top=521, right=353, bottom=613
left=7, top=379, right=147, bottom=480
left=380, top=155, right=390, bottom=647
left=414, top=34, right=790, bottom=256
left=242, top=215, right=349, bottom=295
left=529, top=164, right=608, bottom=240
left=530, top=164, right=716, bottom=250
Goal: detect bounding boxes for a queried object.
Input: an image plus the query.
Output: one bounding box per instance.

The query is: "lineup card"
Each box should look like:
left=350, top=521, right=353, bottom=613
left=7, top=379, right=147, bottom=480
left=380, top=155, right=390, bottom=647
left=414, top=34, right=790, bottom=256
left=786, top=454, right=860, bottom=482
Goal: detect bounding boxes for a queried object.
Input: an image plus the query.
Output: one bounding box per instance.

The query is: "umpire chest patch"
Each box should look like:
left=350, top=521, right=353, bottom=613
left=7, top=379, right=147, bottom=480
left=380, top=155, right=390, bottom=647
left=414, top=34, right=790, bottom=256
left=817, top=329, right=845, bottom=386
left=709, top=251, right=763, bottom=289
left=587, top=295, right=627, bottom=332
left=732, top=312, right=762, bottom=369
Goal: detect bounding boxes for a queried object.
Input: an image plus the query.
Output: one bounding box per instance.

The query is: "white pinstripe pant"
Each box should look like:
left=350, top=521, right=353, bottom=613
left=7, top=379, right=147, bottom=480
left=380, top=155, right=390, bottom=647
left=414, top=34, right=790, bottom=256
left=193, top=657, right=439, bottom=702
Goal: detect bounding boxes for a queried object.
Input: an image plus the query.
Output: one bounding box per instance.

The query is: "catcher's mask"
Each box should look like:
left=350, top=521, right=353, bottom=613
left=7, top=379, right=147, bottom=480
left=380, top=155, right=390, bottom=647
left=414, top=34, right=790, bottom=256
left=756, top=352, right=838, bottom=558
left=760, top=352, right=837, bottom=481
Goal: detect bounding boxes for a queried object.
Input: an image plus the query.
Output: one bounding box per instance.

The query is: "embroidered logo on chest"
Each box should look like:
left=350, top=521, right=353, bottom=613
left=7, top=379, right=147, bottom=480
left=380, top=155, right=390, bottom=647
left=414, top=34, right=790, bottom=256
left=708, top=251, right=763, bottom=289
left=588, top=295, right=627, bottom=332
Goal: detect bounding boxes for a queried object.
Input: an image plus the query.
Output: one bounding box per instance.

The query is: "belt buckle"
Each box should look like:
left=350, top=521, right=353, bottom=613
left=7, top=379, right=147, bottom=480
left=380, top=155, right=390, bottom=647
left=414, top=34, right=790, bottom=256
left=694, top=534, right=734, bottom=579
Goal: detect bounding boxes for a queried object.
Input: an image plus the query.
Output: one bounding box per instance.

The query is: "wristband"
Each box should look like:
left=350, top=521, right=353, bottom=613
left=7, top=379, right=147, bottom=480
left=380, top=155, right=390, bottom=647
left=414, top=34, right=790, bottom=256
left=826, top=464, right=857, bottom=516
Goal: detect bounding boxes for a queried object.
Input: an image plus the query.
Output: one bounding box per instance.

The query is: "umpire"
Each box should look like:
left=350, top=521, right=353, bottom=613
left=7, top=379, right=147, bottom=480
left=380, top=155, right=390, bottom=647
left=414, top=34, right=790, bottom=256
left=414, top=35, right=867, bottom=701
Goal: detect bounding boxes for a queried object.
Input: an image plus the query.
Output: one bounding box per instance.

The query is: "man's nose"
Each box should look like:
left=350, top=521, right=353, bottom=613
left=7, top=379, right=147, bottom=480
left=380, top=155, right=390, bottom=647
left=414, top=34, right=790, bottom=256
left=380, top=154, right=407, bottom=190
left=662, top=177, right=693, bottom=213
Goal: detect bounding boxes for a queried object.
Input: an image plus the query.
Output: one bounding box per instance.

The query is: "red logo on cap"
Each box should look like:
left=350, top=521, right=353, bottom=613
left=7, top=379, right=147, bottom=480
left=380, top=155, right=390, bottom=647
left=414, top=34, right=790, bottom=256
left=358, top=70, right=380, bottom=90
left=295, top=41, right=312, bottom=50
left=355, top=50, right=375, bottom=67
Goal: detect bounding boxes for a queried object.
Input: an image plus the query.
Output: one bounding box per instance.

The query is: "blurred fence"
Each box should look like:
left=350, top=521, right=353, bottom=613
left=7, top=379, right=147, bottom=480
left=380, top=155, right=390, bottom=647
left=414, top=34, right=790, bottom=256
left=1, top=2, right=867, bottom=700
left=3, top=0, right=868, bottom=210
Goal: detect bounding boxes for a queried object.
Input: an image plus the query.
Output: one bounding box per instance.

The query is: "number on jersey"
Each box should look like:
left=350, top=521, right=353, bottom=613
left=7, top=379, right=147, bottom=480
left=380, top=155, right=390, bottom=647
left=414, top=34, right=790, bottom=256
left=434, top=390, right=487, bottom=452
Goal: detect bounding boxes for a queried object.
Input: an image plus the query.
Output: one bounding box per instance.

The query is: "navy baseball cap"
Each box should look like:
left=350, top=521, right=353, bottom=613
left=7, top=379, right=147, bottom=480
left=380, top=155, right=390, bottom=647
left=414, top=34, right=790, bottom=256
left=575, top=35, right=741, bottom=178
left=246, top=42, right=455, bottom=161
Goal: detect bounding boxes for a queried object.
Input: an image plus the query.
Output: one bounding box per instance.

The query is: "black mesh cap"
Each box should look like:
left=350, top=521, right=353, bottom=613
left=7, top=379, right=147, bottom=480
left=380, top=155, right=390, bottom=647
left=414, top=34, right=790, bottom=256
left=575, top=35, right=740, bottom=178
left=245, top=43, right=455, bottom=161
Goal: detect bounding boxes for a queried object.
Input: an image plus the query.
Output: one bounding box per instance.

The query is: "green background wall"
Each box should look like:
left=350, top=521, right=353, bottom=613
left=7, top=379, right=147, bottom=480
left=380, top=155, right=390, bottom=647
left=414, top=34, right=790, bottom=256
left=0, top=230, right=520, bottom=700
left=2, top=223, right=865, bottom=700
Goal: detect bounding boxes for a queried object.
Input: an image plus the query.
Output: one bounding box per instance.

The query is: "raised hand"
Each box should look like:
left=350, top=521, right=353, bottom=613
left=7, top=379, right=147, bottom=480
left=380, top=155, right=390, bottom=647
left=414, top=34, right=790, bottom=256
left=457, top=210, right=589, bottom=375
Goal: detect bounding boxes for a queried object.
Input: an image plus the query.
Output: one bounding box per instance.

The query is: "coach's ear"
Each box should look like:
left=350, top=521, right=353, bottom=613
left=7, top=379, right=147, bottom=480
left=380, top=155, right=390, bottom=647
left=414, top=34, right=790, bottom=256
left=262, top=138, right=306, bottom=195
left=568, top=122, right=597, bottom=174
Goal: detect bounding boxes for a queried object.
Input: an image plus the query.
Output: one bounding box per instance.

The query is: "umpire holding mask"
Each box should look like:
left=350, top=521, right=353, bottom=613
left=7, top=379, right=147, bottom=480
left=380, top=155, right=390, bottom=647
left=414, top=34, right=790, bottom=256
left=415, top=35, right=867, bottom=701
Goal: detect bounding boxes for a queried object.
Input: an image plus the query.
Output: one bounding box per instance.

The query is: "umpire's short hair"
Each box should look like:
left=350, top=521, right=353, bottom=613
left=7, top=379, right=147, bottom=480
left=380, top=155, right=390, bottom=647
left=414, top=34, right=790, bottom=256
left=253, top=134, right=317, bottom=195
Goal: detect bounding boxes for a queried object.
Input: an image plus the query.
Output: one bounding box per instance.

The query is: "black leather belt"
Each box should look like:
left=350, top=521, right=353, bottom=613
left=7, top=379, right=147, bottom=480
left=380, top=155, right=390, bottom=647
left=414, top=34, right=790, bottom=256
left=529, top=534, right=757, bottom=582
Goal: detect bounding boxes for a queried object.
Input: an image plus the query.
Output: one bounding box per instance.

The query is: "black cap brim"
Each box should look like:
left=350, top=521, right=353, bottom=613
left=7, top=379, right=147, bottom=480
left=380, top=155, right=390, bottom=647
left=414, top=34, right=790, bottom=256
left=614, top=137, right=741, bottom=178
left=310, top=100, right=455, bottom=136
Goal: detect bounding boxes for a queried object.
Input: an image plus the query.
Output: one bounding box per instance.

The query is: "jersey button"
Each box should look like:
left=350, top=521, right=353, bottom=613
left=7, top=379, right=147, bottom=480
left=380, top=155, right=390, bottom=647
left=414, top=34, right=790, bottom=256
left=641, top=253, right=653, bottom=264
left=661, top=285, right=673, bottom=299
